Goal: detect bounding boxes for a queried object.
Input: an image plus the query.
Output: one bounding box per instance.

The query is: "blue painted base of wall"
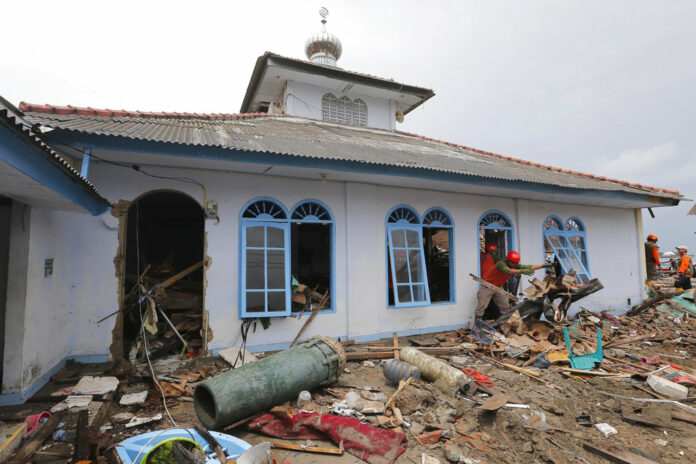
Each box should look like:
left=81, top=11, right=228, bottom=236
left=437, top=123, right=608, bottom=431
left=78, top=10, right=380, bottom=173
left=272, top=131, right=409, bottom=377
left=0, top=353, right=110, bottom=406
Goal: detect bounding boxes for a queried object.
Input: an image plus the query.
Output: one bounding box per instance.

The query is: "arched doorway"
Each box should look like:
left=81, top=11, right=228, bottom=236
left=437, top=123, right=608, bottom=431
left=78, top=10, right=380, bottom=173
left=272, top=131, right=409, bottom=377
left=478, top=210, right=516, bottom=294
left=121, top=191, right=205, bottom=360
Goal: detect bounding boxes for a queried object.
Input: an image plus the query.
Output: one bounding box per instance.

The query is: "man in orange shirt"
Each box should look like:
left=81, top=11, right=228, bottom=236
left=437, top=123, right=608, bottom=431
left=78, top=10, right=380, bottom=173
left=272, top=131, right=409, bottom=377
left=675, top=245, right=693, bottom=290
left=475, top=251, right=550, bottom=319
left=644, top=234, right=660, bottom=282
left=480, top=243, right=500, bottom=277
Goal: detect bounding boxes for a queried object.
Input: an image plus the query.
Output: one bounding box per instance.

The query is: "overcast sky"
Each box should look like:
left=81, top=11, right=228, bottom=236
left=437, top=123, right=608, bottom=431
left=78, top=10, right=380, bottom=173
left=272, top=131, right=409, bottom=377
left=3, top=0, right=695, bottom=253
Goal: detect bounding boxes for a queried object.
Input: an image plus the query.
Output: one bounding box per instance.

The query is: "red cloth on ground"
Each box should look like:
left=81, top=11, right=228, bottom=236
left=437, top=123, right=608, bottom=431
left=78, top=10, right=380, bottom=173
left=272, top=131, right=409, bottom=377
left=247, top=412, right=407, bottom=464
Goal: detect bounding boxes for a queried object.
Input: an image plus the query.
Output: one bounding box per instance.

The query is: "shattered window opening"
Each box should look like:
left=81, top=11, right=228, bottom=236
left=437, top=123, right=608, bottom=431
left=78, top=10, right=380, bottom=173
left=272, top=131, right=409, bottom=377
left=387, top=206, right=431, bottom=307
left=423, top=208, right=454, bottom=303
left=291, top=201, right=334, bottom=313
left=543, top=215, right=591, bottom=283
left=478, top=210, right=516, bottom=294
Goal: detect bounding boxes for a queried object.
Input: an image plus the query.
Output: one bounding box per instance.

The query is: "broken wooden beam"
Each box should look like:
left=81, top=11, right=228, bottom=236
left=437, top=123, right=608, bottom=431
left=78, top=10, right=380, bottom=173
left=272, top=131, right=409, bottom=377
left=270, top=441, right=343, bottom=455
left=469, top=273, right=518, bottom=303
left=582, top=443, right=658, bottom=464
left=10, top=415, right=60, bottom=464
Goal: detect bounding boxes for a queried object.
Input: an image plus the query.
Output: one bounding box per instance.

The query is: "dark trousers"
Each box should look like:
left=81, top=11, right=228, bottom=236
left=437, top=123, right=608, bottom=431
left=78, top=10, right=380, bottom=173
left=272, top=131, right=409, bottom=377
left=675, top=275, right=692, bottom=290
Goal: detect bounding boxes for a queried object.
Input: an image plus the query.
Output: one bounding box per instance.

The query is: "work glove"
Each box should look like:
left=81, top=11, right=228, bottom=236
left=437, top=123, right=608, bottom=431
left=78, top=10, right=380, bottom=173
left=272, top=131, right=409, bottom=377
left=520, top=268, right=534, bottom=275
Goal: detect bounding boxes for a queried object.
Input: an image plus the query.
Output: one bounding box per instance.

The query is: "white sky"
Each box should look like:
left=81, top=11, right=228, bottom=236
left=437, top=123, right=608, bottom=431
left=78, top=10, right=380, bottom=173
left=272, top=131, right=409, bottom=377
left=2, top=0, right=695, bottom=253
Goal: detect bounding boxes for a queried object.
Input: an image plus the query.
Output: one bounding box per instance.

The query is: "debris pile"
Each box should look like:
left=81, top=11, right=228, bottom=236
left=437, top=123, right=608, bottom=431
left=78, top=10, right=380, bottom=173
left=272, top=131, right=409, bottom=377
left=5, top=291, right=696, bottom=463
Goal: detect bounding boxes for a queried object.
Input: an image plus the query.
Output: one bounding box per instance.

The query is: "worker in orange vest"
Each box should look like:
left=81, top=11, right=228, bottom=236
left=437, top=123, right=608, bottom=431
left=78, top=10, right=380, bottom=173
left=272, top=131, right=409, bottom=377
left=644, top=234, right=660, bottom=282
left=480, top=243, right=501, bottom=277
left=475, top=251, right=550, bottom=319
left=675, top=245, right=693, bottom=290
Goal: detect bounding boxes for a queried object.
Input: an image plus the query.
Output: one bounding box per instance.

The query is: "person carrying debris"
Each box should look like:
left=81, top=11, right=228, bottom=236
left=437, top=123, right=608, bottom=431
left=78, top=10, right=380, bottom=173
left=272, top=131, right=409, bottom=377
left=480, top=243, right=501, bottom=277
left=644, top=234, right=660, bottom=282
left=475, top=251, right=550, bottom=319
left=675, top=245, right=693, bottom=290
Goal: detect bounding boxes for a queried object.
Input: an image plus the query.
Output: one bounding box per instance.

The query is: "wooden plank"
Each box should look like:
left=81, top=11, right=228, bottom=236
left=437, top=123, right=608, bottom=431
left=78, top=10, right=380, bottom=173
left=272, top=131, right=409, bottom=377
left=393, top=332, right=400, bottom=360
left=673, top=410, right=696, bottom=425
left=0, top=423, right=26, bottom=463
left=194, top=424, right=227, bottom=464
left=161, top=260, right=205, bottom=289
left=289, top=291, right=329, bottom=347
left=270, top=441, right=343, bottom=455
left=10, top=415, right=60, bottom=464
left=583, top=443, right=658, bottom=464
left=469, top=273, right=518, bottom=303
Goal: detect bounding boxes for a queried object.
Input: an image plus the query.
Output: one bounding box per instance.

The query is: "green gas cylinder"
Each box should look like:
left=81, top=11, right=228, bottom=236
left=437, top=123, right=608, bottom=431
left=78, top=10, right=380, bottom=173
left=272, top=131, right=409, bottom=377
left=194, top=336, right=345, bottom=429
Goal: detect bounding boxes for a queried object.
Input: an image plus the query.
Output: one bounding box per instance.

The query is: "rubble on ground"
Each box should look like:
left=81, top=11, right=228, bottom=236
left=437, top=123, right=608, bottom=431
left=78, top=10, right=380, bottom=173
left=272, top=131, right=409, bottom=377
left=4, top=290, right=696, bottom=463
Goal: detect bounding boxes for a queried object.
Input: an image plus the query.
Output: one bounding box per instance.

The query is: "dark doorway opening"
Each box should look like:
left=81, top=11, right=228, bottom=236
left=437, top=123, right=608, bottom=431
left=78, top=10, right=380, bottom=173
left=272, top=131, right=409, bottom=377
left=0, top=197, right=11, bottom=387
left=122, top=191, right=205, bottom=360
left=291, top=223, right=331, bottom=311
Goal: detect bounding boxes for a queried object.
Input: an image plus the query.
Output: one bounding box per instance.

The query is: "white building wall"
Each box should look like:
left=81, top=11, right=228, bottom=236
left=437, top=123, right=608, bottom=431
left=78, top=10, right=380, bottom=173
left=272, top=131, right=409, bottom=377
left=285, top=81, right=394, bottom=130
left=2, top=162, right=647, bottom=396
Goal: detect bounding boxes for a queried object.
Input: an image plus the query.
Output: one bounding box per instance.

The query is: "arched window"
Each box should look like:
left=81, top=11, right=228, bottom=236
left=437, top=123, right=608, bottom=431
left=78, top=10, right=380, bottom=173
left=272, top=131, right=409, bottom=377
left=321, top=93, right=368, bottom=126
left=422, top=208, right=454, bottom=303
left=478, top=210, right=515, bottom=292
left=542, top=215, right=591, bottom=283
left=566, top=217, right=590, bottom=279
left=290, top=200, right=334, bottom=313
left=240, top=198, right=290, bottom=317
left=386, top=206, right=430, bottom=307
left=353, top=99, right=368, bottom=126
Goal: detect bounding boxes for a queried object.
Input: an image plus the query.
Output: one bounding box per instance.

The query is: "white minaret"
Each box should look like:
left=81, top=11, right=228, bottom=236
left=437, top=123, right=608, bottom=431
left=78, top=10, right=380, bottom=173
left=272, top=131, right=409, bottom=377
left=304, top=7, right=343, bottom=67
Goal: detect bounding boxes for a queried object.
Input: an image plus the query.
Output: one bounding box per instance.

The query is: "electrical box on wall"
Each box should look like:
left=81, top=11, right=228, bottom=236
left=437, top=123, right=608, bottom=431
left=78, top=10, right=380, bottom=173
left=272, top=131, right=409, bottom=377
left=44, top=258, right=54, bottom=277
left=205, top=201, right=219, bottom=221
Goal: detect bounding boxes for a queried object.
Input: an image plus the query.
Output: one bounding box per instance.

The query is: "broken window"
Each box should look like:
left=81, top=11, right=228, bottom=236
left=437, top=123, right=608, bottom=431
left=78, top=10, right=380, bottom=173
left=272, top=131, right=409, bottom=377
left=543, top=215, right=591, bottom=283
left=290, top=201, right=333, bottom=312
left=240, top=199, right=291, bottom=318
left=478, top=210, right=516, bottom=293
left=387, top=206, right=430, bottom=307
left=422, top=208, right=454, bottom=303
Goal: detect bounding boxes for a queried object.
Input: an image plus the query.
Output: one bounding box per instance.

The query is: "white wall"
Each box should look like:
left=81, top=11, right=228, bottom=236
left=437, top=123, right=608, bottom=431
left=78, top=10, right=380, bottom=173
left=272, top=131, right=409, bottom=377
left=1, top=203, right=116, bottom=392
left=285, top=81, right=395, bottom=130
left=2, top=162, right=646, bottom=393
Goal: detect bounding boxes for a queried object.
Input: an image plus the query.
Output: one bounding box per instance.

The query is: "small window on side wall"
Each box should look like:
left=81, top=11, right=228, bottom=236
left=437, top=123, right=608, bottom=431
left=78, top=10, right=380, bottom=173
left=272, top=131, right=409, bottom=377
left=422, top=208, right=454, bottom=303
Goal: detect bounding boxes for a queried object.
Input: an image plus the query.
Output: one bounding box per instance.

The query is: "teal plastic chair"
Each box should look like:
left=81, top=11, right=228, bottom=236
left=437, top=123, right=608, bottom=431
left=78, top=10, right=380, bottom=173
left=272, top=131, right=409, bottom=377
left=563, top=327, right=603, bottom=370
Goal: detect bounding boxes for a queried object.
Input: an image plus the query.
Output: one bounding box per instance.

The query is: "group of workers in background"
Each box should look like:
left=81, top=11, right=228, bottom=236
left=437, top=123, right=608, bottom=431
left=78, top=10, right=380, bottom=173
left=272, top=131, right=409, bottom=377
left=475, top=234, right=693, bottom=323
left=475, top=244, right=550, bottom=321
left=644, top=234, right=692, bottom=290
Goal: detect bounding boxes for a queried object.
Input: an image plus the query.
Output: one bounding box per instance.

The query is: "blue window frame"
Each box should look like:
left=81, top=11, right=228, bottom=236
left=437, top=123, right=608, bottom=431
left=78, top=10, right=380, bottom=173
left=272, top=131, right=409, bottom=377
left=422, top=207, right=455, bottom=303
left=543, top=215, right=591, bottom=283
left=290, top=200, right=335, bottom=313
left=240, top=199, right=291, bottom=317
left=387, top=206, right=431, bottom=307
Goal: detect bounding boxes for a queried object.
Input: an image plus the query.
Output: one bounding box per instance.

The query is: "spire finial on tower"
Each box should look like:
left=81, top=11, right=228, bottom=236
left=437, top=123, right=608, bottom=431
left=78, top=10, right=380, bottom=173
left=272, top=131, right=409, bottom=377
left=305, top=7, right=342, bottom=67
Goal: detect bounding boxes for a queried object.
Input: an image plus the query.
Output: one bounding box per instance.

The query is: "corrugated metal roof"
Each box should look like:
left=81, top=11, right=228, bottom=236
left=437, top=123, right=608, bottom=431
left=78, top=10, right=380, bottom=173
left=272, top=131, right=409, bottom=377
left=0, top=98, right=111, bottom=206
left=19, top=104, right=681, bottom=200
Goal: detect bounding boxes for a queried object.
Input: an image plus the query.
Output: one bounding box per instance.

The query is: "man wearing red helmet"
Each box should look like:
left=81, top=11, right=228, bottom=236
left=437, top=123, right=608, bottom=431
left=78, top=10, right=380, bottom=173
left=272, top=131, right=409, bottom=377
left=480, top=243, right=501, bottom=277
left=475, top=250, right=549, bottom=319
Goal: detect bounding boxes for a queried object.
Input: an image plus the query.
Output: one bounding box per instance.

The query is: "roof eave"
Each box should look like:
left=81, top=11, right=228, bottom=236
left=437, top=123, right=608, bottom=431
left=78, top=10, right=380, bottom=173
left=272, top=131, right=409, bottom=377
left=240, top=52, right=435, bottom=114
